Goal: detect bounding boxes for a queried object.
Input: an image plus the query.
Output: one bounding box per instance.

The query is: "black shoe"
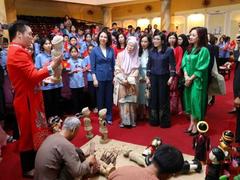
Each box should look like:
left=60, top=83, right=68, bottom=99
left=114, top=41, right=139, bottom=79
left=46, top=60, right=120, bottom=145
left=159, top=110, right=171, bottom=128
left=228, top=108, right=236, bottom=114
left=193, top=159, right=202, bottom=173
left=184, top=129, right=192, bottom=133
left=23, top=170, right=34, bottom=178
left=107, top=121, right=112, bottom=125
left=149, top=109, right=159, bottom=126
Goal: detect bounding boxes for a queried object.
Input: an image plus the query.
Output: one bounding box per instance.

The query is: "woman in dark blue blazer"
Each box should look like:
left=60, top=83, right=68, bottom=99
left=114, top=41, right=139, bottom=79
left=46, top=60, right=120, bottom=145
left=146, top=32, right=176, bottom=128
left=90, top=30, right=115, bottom=124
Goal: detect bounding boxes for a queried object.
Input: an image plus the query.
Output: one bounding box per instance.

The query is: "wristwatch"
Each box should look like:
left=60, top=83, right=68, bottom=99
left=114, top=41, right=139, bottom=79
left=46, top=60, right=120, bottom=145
left=47, top=65, right=54, bottom=76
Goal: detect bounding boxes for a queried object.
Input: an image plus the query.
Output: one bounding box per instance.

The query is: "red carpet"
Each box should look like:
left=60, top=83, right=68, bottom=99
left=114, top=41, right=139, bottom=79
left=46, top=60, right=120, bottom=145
left=0, top=74, right=236, bottom=180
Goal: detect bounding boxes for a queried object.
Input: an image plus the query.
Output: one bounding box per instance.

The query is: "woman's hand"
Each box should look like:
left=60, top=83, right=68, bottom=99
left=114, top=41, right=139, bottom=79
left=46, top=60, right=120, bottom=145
left=122, top=79, right=130, bottom=86
left=234, top=97, right=240, bottom=108
left=145, top=77, right=150, bottom=86
left=184, top=76, right=191, bottom=87
left=93, top=79, right=98, bottom=87
left=167, top=77, right=173, bottom=86
left=92, top=74, right=98, bottom=87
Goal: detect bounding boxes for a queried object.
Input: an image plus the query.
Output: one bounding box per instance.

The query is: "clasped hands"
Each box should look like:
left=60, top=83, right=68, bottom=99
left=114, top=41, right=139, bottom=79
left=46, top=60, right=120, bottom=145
left=184, top=75, right=193, bottom=87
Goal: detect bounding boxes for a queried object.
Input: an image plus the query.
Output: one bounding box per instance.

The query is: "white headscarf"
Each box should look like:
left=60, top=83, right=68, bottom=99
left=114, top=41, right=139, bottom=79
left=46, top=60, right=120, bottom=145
left=121, top=36, right=140, bottom=74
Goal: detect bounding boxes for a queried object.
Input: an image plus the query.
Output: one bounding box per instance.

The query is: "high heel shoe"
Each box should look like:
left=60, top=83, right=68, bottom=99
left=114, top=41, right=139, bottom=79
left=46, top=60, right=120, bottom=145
left=189, top=131, right=199, bottom=136
left=184, top=129, right=192, bottom=133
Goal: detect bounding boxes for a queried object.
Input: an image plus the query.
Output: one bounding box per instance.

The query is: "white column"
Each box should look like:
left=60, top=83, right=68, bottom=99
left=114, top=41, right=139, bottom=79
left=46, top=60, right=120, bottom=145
left=224, top=11, right=231, bottom=35
left=205, top=13, right=210, bottom=30
left=184, top=14, right=188, bottom=34
left=160, top=0, right=171, bottom=31
left=102, top=7, right=112, bottom=28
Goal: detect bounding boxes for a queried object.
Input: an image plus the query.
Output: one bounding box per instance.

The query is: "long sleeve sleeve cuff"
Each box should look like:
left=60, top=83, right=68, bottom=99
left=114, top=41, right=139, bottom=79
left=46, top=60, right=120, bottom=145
left=146, top=70, right=151, bottom=77
left=170, top=70, right=176, bottom=77
left=193, top=70, right=202, bottom=79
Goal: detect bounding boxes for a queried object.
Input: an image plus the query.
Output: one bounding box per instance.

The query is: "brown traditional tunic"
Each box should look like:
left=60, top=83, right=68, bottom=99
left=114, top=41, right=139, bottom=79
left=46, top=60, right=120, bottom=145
left=34, top=133, right=90, bottom=180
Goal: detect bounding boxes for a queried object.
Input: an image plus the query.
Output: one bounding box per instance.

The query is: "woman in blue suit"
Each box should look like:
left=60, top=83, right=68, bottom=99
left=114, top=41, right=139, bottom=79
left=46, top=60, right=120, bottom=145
left=90, top=30, right=115, bottom=124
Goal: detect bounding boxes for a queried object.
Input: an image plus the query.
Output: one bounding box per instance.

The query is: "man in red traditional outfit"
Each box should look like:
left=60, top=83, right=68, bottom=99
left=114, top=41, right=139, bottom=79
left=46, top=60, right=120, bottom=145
left=7, top=21, right=62, bottom=178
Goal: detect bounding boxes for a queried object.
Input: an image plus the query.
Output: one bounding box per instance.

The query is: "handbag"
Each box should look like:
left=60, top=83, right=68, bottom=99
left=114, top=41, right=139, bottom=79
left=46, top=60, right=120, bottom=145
left=208, top=74, right=226, bottom=95
left=208, top=57, right=226, bottom=96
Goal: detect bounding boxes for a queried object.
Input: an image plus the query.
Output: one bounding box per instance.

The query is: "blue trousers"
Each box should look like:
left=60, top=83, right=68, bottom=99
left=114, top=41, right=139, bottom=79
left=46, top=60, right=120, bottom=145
left=96, top=80, right=113, bottom=122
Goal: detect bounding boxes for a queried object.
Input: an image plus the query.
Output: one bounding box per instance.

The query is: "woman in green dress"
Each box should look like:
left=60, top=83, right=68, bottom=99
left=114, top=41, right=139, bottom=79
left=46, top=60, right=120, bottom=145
left=181, top=27, right=210, bottom=136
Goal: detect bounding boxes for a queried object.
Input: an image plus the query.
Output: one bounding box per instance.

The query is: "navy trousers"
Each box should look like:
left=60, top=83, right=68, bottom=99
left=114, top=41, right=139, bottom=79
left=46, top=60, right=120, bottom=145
left=96, top=80, right=113, bottom=122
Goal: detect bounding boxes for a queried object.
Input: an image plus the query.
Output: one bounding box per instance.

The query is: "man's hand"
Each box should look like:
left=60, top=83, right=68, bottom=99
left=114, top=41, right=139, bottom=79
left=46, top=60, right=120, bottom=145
left=87, top=155, right=100, bottom=174
left=234, top=97, right=240, bottom=108
left=50, top=54, right=63, bottom=70
left=88, top=155, right=97, bottom=166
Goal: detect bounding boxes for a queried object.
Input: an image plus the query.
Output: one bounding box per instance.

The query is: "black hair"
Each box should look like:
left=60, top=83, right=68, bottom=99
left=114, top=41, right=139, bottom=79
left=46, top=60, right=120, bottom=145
left=87, top=44, right=94, bottom=50
left=187, top=26, right=208, bottom=54
left=69, top=46, right=79, bottom=53
left=153, top=29, right=160, bottom=36
left=3, top=37, right=9, bottom=44
left=78, top=28, right=84, bottom=32
left=208, top=33, right=216, bottom=46
left=112, top=31, right=119, bottom=39
left=102, top=27, right=109, bottom=32
left=70, top=25, right=76, bottom=32
left=97, top=30, right=112, bottom=47
left=112, top=22, right=117, bottom=27
left=152, top=144, right=184, bottom=174
left=128, top=25, right=133, bottom=29
left=116, top=33, right=127, bottom=49
left=139, top=34, right=152, bottom=56
left=63, top=34, right=69, bottom=38
left=70, top=36, right=77, bottom=41
left=39, top=37, right=51, bottom=52
left=153, top=31, right=167, bottom=53
left=8, top=20, right=29, bottom=42
left=84, top=33, right=92, bottom=40
left=167, top=32, right=178, bottom=48
left=225, top=36, right=230, bottom=42
left=178, top=34, right=189, bottom=53
left=135, top=26, right=141, bottom=32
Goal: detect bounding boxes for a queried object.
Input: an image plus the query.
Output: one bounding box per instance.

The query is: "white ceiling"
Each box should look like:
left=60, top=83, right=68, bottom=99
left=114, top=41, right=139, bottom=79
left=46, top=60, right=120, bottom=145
left=52, top=0, right=137, bottom=5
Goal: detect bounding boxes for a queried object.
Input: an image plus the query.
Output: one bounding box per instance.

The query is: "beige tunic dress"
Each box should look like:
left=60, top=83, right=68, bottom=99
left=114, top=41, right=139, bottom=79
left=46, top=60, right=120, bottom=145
left=113, top=52, right=139, bottom=126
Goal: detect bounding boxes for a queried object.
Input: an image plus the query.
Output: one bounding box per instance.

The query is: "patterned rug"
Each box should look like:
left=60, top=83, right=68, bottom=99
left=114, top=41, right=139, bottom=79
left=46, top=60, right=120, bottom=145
left=80, top=135, right=206, bottom=180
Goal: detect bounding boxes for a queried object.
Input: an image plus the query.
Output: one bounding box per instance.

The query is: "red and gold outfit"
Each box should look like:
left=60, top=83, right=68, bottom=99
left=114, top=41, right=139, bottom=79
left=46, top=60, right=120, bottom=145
left=7, top=42, right=51, bottom=152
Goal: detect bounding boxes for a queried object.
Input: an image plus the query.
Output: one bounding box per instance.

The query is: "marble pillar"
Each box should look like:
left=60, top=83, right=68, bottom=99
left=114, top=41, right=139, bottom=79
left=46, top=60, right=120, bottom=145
left=160, top=0, right=171, bottom=31
left=0, top=0, right=17, bottom=24
left=102, top=7, right=112, bottom=28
